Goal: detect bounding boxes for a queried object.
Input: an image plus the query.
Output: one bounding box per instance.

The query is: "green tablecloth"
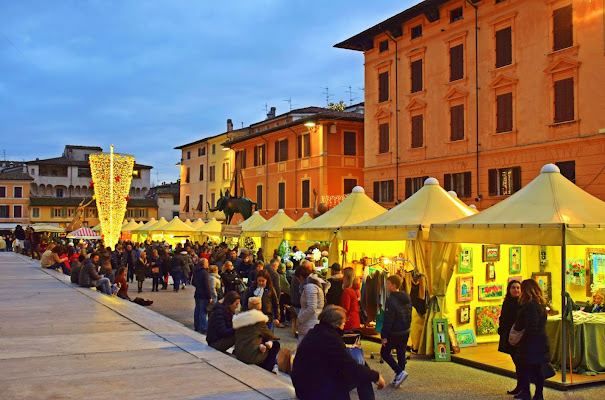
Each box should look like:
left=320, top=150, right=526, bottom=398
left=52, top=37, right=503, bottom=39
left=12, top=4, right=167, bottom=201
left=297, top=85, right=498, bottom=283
left=546, top=311, right=605, bottom=374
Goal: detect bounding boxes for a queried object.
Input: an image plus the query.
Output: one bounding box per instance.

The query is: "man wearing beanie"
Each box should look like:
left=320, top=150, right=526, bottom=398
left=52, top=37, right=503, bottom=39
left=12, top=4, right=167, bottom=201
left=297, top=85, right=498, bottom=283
left=326, top=263, right=344, bottom=306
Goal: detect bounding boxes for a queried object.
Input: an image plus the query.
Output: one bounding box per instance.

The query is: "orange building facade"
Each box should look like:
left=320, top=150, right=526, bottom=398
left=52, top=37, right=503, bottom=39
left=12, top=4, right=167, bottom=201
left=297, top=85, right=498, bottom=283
left=223, top=107, right=365, bottom=220
left=336, top=0, right=605, bottom=209
left=0, top=167, right=33, bottom=226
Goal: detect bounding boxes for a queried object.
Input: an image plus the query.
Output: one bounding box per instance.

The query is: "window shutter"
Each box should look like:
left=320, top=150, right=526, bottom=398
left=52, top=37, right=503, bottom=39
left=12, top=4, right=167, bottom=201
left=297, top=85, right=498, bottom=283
left=495, top=27, right=512, bottom=68
left=379, top=72, right=389, bottom=102
left=553, top=5, right=573, bottom=51
left=302, top=180, right=310, bottom=208
left=512, top=166, right=521, bottom=193
left=304, top=134, right=310, bottom=157
left=411, top=60, right=423, bottom=93
left=488, top=169, right=497, bottom=196
left=496, top=93, right=513, bottom=133
left=373, top=181, right=380, bottom=202
left=254, top=146, right=258, bottom=166
left=450, top=45, right=464, bottom=81
left=444, top=174, right=452, bottom=191
left=344, top=132, right=356, bottom=155
left=405, top=178, right=412, bottom=199
left=256, top=185, right=263, bottom=209
left=261, top=145, right=266, bottom=165
left=379, top=123, right=389, bottom=153
left=297, top=135, right=302, bottom=158
left=241, top=150, right=246, bottom=168
left=387, top=180, right=394, bottom=202
left=278, top=182, right=286, bottom=209
left=554, top=78, right=574, bottom=123
left=275, top=141, right=280, bottom=162
left=282, top=139, right=289, bottom=160
left=450, top=105, right=464, bottom=141
left=463, top=172, right=472, bottom=198
left=411, top=115, right=423, bottom=148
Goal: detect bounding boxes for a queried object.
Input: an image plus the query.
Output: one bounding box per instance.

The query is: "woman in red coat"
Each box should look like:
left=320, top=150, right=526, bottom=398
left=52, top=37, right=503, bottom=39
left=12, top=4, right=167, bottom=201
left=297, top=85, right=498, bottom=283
left=340, top=267, right=361, bottom=330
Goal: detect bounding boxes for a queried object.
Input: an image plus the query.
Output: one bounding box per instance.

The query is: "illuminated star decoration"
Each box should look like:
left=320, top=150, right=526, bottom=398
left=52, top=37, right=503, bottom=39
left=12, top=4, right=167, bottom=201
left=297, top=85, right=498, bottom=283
left=89, top=146, right=135, bottom=250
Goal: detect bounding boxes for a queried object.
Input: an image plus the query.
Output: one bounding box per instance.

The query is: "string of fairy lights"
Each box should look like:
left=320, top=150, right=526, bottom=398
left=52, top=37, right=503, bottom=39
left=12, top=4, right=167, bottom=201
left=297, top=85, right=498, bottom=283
left=89, top=145, right=135, bottom=250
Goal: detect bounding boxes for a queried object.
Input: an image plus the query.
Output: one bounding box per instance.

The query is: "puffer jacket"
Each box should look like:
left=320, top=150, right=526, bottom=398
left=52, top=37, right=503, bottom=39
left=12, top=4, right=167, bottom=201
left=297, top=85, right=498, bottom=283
left=209, top=272, right=223, bottom=303
left=206, top=302, right=234, bottom=345
left=232, top=309, right=279, bottom=365
left=381, top=291, right=412, bottom=338
left=298, top=274, right=330, bottom=336
left=180, top=252, right=192, bottom=277
left=79, top=258, right=101, bottom=288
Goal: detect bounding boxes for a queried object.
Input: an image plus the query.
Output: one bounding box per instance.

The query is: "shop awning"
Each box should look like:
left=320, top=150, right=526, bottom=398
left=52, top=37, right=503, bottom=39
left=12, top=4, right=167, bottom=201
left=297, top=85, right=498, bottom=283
left=28, top=223, right=66, bottom=233
left=67, top=227, right=102, bottom=239
left=338, top=178, right=477, bottom=241
left=158, top=217, right=194, bottom=235
left=429, top=164, right=605, bottom=245
left=121, top=219, right=142, bottom=232
left=284, top=186, right=386, bottom=241
left=238, top=211, right=267, bottom=232
left=245, top=209, right=296, bottom=238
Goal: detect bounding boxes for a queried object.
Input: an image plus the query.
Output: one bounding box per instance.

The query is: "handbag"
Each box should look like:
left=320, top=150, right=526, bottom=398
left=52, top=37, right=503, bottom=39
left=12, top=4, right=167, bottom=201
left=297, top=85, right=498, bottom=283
left=358, top=301, right=368, bottom=325
left=151, top=267, right=160, bottom=274
left=541, top=362, right=556, bottom=379
left=343, top=333, right=365, bottom=365
left=508, top=323, right=525, bottom=346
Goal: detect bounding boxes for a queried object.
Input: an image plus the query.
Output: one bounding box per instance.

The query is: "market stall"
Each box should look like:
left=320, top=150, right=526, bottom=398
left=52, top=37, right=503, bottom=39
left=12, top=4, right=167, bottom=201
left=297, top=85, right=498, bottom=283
left=244, top=209, right=299, bottom=257
left=67, top=227, right=102, bottom=240
left=184, top=219, right=194, bottom=227
left=29, top=223, right=66, bottom=233
left=237, top=211, right=267, bottom=250
left=428, top=164, right=605, bottom=382
left=144, top=217, right=169, bottom=242
left=284, top=186, right=386, bottom=265
left=131, top=218, right=157, bottom=243
left=338, top=177, right=477, bottom=350
left=198, top=218, right=223, bottom=243
left=157, top=216, right=194, bottom=246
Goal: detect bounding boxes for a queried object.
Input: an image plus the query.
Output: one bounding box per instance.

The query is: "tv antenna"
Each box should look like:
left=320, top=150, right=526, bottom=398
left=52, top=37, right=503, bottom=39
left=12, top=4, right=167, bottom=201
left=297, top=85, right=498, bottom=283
left=342, top=85, right=358, bottom=105
left=283, top=97, right=296, bottom=111
left=321, top=87, right=334, bottom=106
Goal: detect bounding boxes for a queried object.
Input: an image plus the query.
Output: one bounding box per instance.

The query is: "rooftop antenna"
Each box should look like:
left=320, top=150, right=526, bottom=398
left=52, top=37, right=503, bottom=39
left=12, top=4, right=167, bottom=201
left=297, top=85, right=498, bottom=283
left=263, top=102, right=268, bottom=114
left=283, top=97, right=293, bottom=111
left=2, top=150, right=5, bottom=162
left=321, top=87, right=334, bottom=106
left=241, top=122, right=244, bottom=128
left=342, top=85, right=358, bottom=105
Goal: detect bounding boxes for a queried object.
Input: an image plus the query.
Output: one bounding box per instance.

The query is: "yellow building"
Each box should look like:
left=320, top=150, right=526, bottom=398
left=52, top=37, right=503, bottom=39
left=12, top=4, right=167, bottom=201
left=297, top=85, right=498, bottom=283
left=175, top=120, right=248, bottom=221
left=0, top=166, right=33, bottom=228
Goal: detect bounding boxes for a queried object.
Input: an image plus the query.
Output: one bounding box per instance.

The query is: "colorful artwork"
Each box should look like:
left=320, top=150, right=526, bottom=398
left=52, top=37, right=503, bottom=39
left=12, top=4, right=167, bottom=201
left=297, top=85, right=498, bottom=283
left=476, top=305, right=501, bottom=335
left=532, top=272, right=552, bottom=302
left=509, top=247, right=521, bottom=274
left=459, top=248, right=473, bottom=273
left=486, top=262, right=496, bottom=281
left=457, top=276, right=473, bottom=302
left=448, top=323, right=460, bottom=354
left=566, top=258, right=585, bottom=286
left=508, top=276, right=522, bottom=285
left=478, top=284, right=504, bottom=300
left=593, top=254, right=605, bottom=286
left=458, top=305, right=470, bottom=324
left=432, top=318, right=451, bottom=362
left=483, top=245, right=500, bottom=262
left=455, top=330, right=477, bottom=347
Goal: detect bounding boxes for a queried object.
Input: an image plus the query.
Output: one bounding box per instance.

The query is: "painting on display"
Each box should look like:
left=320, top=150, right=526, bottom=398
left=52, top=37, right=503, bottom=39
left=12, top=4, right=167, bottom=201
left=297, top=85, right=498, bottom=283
left=475, top=305, right=501, bottom=335
left=593, top=254, right=605, bottom=287
left=432, top=318, right=451, bottom=362
left=478, top=284, right=504, bottom=301
left=448, top=323, right=460, bottom=354
left=459, top=248, right=473, bottom=273
left=482, top=245, right=500, bottom=262
left=455, top=330, right=477, bottom=347
left=457, top=276, right=474, bottom=302
left=585, top=250, right=605, bottom=296
left=458, top=305, right=471, bottom=324
left=509, top=247, right=521, bottom=274
left=566, top=258, right=585, bottom=286
left=532, top=272, right=552, bottom=302
left=508, top=276, right=522, bottom=285
left=486, top=262, right=496, bottom=281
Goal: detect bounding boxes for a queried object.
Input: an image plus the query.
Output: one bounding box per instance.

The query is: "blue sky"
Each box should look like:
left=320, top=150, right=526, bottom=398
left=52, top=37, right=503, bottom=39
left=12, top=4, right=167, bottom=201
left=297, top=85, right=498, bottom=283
left=0, top=0, right=415, bottom=184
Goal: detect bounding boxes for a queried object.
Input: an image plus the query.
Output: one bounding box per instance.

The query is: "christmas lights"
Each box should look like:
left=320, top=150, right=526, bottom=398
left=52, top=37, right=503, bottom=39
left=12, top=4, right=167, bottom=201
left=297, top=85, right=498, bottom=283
left=89, top=145, right=135, bottom=249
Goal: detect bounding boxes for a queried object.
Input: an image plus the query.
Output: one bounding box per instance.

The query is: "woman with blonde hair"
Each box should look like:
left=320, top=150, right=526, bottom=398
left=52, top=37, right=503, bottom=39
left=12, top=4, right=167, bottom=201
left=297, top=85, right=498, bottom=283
left=340, top=267, right=361, bottom=330
left=514, top=279, right=550, bottom=400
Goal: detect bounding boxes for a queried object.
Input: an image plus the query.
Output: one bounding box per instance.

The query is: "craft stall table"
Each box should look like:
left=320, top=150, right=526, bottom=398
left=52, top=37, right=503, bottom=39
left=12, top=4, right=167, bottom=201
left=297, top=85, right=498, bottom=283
left=546, top=311, right=605, bottom=374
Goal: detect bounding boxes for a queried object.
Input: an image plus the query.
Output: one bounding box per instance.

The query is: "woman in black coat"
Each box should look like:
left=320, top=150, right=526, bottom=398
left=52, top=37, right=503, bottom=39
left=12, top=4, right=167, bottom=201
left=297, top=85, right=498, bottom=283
left=220, top=262, right=241, bottom=293
left=207, top=291, right=241, bottom=352
left=292, top=305, right=385, bottom=400
left=498, top=280, right=521, bottom=395
left=514, top=279, right=550, bottom=400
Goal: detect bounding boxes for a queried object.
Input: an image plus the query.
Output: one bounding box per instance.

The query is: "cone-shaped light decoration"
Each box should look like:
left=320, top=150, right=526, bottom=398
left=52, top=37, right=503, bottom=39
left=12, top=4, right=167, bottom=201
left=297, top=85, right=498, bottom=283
left=89, top=145, right=135, bottom=249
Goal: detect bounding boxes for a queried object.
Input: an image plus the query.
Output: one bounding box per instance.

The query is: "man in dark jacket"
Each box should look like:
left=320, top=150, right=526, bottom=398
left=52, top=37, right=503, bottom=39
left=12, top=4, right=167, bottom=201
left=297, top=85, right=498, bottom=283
left=326, top=263, right=344, bottom=306
left=111, top=244, right=122, bottom=271
left=122, top=244, right=137, bottom=282
left=292, top=305, right=384, bottom=399
left=192, top=258, right=212, bottom=333
left=70, top=254, right=85, bottom=284
left=380, top=275, right=412, bottom=388
left=79, top=253, right=112, bottom=295
left=264, top=259, right=281, bottom=299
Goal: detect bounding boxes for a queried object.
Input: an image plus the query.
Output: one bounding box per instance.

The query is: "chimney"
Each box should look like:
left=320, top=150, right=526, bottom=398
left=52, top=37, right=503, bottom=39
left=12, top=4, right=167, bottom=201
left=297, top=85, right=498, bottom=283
left=227, top=119, right=233, bottom=132
left=267, top=107, right=276, bottom=120
left=23, top=164, right=27, bottom=173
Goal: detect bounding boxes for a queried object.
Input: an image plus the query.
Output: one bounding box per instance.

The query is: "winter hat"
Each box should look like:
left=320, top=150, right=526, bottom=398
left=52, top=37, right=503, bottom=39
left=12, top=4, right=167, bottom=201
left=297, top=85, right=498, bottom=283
left=248, top=296, right=262, bottom=310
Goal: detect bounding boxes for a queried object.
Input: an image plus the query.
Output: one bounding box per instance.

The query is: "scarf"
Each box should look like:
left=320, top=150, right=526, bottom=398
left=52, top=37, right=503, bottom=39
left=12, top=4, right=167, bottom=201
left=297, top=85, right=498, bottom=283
left=254, top=286, right=264, bottom=298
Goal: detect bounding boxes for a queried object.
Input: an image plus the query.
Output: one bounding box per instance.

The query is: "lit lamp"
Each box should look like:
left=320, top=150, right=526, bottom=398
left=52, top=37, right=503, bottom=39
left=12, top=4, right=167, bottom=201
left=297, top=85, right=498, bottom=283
left=222, top=146, right=231, bottom=151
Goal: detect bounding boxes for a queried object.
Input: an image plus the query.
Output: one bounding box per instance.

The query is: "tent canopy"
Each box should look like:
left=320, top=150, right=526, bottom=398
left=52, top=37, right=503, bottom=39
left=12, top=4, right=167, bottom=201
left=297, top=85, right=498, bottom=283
left=146, top=217, right=169, bottom=234
left=246, top=209, right=296, bottom=237
left=190, top=218, right=206, bottom=230
left=430, top=164, right=605, bottom=245
left=91, top=223, right=102, bottom=232
left=239, top=211, right=267, bottom=232
left=339, top=178, right=477, bottom=241
left=159, top=217, right=194, bottom=233
left=67, top=227, right=101, bottom=239
left=184, top=219, right=194, bottom=227
left=132, top=218, right=157, bottom=233
left=296, top=212, right=313, bottom=225
left=121, top=219, right=142, bottom=232
left=284, top=186, right=386, bottom=241
left=200, top=218, right=223, bottom=235
left=29, top=223, right=65, bottom=233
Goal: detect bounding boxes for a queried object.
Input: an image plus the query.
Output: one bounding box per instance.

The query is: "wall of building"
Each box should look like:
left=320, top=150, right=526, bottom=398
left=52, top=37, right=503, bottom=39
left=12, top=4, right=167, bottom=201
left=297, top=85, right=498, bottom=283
left=361, top=0, right=605, bottom=208
left=0, top=180, right=31, bottom=225
left=157, top=194, right=180, bottom=220
left=29, top=205, right=158, bottom=227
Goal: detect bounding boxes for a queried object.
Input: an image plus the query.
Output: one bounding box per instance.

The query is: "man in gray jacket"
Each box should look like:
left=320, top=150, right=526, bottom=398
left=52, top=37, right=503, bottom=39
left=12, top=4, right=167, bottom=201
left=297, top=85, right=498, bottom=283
left=79, top=253, right=112, bottom=295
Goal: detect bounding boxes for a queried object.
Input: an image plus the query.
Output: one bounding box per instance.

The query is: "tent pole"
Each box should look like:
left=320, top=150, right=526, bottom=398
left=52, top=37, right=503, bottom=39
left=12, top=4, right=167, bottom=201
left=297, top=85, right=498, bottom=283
left=561, top=224, right=567, bottom=383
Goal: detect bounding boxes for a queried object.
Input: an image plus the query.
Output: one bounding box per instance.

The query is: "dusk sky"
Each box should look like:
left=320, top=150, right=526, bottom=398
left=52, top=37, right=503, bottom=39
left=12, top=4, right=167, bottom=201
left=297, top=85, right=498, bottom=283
left=0, top=1, right=415, bottom=184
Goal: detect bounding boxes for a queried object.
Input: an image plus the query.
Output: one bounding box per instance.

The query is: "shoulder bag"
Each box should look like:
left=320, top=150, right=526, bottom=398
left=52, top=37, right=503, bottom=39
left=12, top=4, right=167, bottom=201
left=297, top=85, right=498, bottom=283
left=508, top=323, right=525, bottom=346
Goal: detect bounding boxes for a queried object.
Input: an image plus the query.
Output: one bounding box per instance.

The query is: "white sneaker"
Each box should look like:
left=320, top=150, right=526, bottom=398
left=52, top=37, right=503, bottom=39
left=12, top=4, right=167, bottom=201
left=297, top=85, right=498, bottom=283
left=393, top=370, right=408, bottom=388
left=271, top=364, right=279, bottom=374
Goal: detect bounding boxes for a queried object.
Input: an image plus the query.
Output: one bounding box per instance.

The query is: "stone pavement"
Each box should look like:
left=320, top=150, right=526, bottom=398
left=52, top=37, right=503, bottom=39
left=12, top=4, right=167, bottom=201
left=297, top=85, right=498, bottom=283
left=0, top=252, right=295, bottom=400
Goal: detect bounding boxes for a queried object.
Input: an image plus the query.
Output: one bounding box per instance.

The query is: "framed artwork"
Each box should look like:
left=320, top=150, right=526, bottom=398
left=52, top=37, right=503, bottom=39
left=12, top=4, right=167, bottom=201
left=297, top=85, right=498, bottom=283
left=508, top=276, right=522, bottom=285
left=455, top=330, right=477, bottom=347
left=478, top=284, right=504, bottom=301
left=482, top=245, right=500, bottom=262
left=458, top=305, right=471, bottom=324
left=585, top=249, right=605, bottom=296
left=532, top=272, right=552, bottom=302
left=457, top=276, right=474, bottom=302
left=566, top=258, right=585, bottom=286
left=459, top=248, right=473, bottom=273
left=448, top=323, right=460, bottom=354
left=509, top=247, right=521, bottom=274
left=432, top=318, right=451, bottom=362
left=476, top=305, right=501, bottom=335
left=486, top=262, right=496, bottom=281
